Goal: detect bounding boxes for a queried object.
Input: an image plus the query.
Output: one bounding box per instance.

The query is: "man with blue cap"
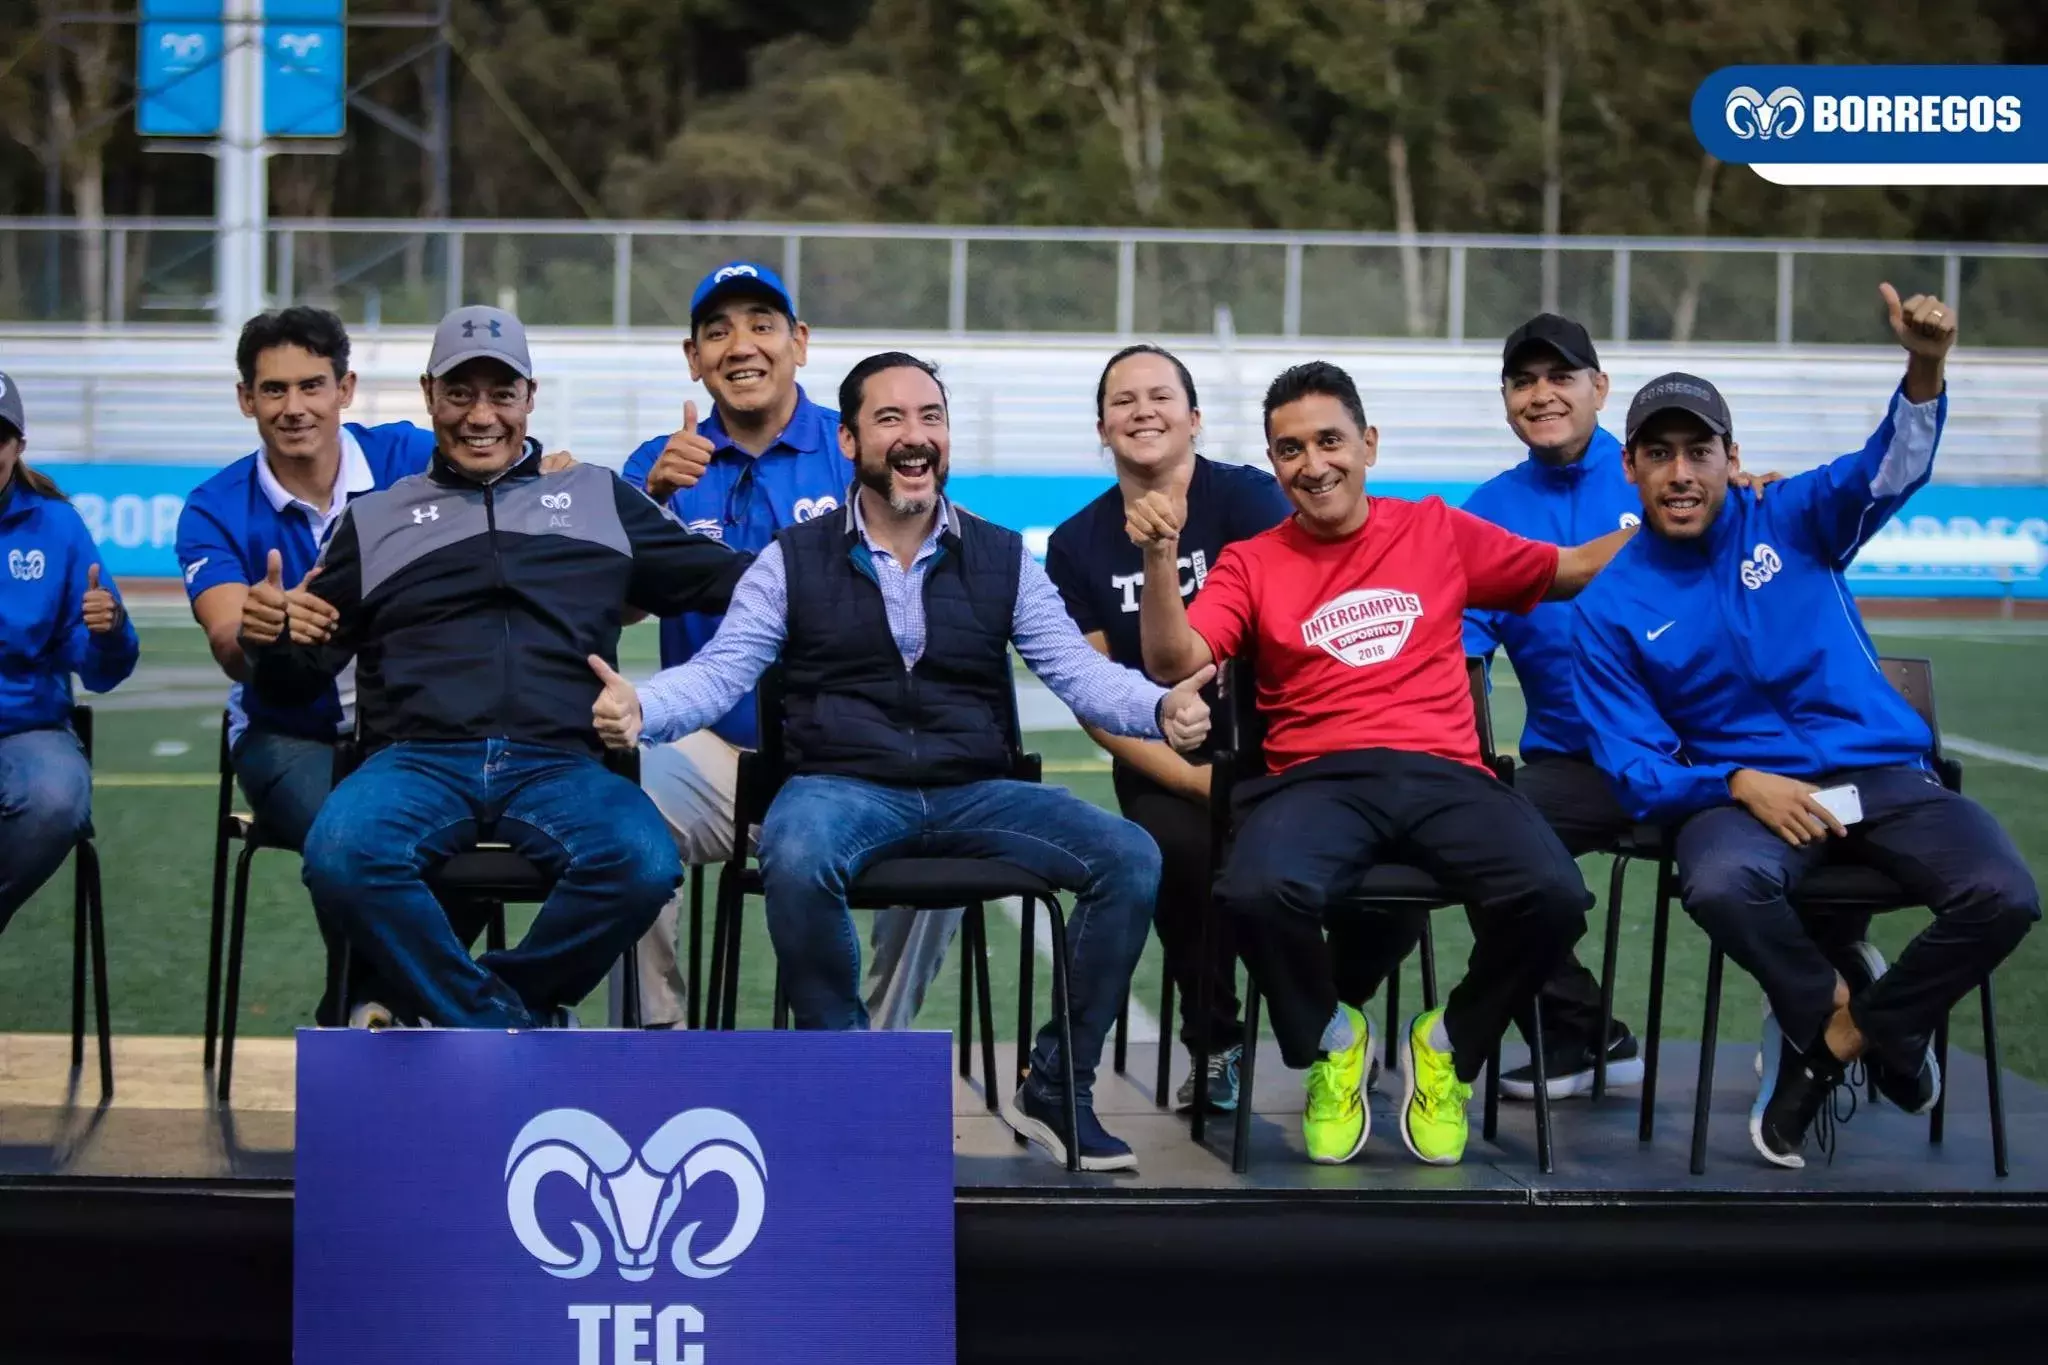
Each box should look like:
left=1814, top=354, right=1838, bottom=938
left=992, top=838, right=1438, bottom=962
left=618, top=262, right=958, bottom=1029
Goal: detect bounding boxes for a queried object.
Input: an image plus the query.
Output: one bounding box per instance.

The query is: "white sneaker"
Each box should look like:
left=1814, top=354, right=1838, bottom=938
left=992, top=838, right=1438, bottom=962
left=348, top=1000, right=397, bottom=1030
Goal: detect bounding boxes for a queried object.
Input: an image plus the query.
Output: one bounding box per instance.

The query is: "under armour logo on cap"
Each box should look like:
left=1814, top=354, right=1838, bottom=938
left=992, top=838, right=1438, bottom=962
left=461, top=318, right=504, bottom=340
left=427, top=305, right=533, bottom=380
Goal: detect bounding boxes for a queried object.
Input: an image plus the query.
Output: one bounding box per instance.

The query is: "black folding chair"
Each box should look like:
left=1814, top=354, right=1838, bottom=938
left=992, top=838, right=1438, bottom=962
left=1636, top=656, right=2009, bottom=1177
left=217, top=728, right=645, bottom=1062
left=60, top=706, right=113, bottom=1101
left=1210, top=658, right=1555, bottom=1174
left=703, top=668, right=1087, bottom=1172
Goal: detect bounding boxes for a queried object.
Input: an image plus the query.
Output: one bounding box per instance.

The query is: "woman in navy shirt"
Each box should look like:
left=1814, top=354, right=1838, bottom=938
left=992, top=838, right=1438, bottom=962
left=0, top=373, right=138, bottom=934
left=1045, top=344, right=1291, bottom=1112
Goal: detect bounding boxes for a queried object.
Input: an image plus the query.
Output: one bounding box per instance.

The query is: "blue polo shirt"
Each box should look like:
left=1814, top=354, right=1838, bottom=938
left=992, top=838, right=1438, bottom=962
left=621, top=386, right=849, bottom=748
left=176, top=421, right=435, bottom=747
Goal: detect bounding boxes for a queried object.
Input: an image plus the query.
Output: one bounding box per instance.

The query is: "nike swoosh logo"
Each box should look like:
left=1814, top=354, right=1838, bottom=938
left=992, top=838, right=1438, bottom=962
left=1647, top=621, right=1676, bottom=641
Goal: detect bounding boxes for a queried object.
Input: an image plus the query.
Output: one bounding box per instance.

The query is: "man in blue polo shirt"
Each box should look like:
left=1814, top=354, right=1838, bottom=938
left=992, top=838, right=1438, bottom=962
left=618, top=262, right=955, bottom=1029
left=1573, top=285, right=2036, bottom=1168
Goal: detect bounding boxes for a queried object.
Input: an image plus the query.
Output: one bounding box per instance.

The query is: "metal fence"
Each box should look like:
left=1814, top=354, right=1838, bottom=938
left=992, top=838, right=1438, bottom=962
left=5, top=217, right=2048, bottom=347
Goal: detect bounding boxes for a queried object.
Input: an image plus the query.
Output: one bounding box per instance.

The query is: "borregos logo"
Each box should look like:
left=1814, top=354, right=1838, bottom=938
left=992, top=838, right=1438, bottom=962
left=1725, top=85, right=1805, bottom=140
left=1812, top=92, right=2021, bottom=135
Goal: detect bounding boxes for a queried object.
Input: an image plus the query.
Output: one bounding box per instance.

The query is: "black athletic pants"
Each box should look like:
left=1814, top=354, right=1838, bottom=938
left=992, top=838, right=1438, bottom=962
left=1216, top=749, right=1590, bottom=1082
left=1112, top=763, right=1243, bottom=1052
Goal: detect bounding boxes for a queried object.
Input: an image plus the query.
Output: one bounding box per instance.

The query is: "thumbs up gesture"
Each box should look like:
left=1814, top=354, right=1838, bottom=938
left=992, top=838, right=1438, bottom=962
left=81, top=562, right=123, bottom=634
left=646, top=400, right=718, bottom=502
left=1159, top=662, right=1216, bottom=753
left=589, top=655, right=643, bottom=750
left=1880, top=281, right=1957, bottom=359
left=240, top=549, right=336, bottom=647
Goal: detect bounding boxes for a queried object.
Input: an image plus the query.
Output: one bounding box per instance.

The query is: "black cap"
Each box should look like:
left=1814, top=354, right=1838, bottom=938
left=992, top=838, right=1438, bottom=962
left=1625, top=372, right=1734, bottom=445
left=1502, top=314, right=1599, bottom=376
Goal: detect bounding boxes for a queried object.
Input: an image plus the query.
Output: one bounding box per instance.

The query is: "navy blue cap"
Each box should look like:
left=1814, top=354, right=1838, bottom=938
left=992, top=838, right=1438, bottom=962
left=689, top=261, right=796, bottom=327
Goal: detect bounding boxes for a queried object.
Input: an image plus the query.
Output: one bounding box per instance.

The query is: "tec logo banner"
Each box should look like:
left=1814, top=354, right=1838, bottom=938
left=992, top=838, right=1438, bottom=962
left=1693, top=65, right=2048, bottom=185
left=294, top=1029, right=954, bottom=1365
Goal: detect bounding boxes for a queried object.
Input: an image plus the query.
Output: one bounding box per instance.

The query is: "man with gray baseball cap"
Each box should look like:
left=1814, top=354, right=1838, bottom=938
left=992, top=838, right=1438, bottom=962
left=245, top=304, right=752, bottom=1030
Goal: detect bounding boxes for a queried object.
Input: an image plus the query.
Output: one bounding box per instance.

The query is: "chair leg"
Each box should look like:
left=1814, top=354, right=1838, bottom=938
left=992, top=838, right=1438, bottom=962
left=772, top=967, right=789, bottom=1031
left=1231, top=982, right=1261, bottom=1176
left=204, top=825, right=234, bottom=1071
left=486, top=903, right=507, bottom=953
left=218, top=841, right=261, bottom=1104
left=1981, top=974, right=2007, bottom=1179
left=621, top=944, right=644, bottom=1029
left=1689, top=945, right=1725, bottom=1177
left=1015, top=896, right=1036, bottom=1095
left=685, top=866, right=705, bottom=1032
left=1592, top=855, right=1629, bottom=1101
left=1483, top=1039, right=1500, bottom=1144
left=70, top=842, right=88, bottom=1072
left=1930, top=1012, right=1951, bottom=1144
left=971, top=906, right=1000, bottom=1116
left=1155, top=971, right=1175, bottom=1110
left=1418, top=916, right=1439, bottom=1012
left=1639, top=860, right=1674, bottom=1143
left=958, top=907, right=975, bottom=1078
left=1529, top=1002, right=1553, bottom=1174
left=706, top=878, right=732, bottom=1031
left=1385, top=958, right=1403, bottom=1076
left=720, top=885, right=745, bottom=1030
left=1044, top=901, right=1081, bottom=1175
left=1113, top=991, right=1130, bottom=1076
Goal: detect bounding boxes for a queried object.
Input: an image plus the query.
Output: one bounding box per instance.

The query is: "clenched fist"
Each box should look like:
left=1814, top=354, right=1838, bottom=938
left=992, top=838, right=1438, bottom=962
left=240, top=548, right=338, bottom=647
left=646, top=400, right=718, bottom=502
left=1160, top=662, right=1216, bottom=753
left=589, top=655, right=643, bottom=750
left=81, top=563, right=123, bottom=634
left=1125, top=488, right=1185, bottom=552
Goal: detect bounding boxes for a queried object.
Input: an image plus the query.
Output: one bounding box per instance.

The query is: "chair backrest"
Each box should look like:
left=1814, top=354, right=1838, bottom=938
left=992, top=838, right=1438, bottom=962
left=733, top=663, right=1036, bottom=830
left=216, top=708, right=237, bottom=826
left=1878, top=655, right=1941, bottom=749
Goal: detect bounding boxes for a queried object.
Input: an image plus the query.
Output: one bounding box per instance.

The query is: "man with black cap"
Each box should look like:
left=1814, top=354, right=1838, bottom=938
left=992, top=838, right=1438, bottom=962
left=1572, top=283, right=2038, bottom=1168
left=244, top=304, right=750, bottom=1029
left=617, top=261, right=958, bottom=1031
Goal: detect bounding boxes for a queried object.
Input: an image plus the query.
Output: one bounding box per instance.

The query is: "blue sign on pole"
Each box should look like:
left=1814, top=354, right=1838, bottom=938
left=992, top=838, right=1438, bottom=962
left=265, top=0, right=348, bottom=138
left=137, top=1, right=226, bottom=138
left=294, top=1029, right=957, bottom=1365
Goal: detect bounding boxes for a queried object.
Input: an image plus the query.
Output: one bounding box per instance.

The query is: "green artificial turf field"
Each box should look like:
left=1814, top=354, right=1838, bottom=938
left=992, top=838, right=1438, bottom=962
left=3, top=616, right=2044, bottom=1084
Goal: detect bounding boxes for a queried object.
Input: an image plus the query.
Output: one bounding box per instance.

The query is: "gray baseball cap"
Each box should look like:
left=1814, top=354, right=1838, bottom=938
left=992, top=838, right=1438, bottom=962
left=0, top=371, right=23, bottom=437
left=425, top=305, right=533, bottom=380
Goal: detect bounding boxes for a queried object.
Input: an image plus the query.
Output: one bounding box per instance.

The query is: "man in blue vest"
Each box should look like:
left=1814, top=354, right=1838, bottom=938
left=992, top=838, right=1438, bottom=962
left=1464, top=314, right=1793, bottom=1103
left=1572, top=284, right=2037, bottom=1168
left=618, top=263, right=956, bottom=1030
left=590, top=351, right=1214, bottom=1171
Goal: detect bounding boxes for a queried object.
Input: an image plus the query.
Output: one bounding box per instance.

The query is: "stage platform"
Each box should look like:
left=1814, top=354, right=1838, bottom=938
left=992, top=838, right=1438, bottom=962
left=3, top=1033, right=2046, bottom=1362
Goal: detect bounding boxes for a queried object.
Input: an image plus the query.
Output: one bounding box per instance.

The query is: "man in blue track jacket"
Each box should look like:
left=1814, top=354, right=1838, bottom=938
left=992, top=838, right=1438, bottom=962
left=1571, top=284, right=2038, bottom=1169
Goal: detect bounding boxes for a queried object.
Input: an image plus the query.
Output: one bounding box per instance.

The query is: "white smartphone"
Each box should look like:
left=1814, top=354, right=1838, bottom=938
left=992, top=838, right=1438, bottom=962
left=1811, top=783, right=1864, bottom=828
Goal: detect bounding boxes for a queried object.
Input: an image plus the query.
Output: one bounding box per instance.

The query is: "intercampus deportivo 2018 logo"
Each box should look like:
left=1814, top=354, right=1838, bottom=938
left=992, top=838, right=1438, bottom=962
left=1692, top=65, right=2048, bottom=185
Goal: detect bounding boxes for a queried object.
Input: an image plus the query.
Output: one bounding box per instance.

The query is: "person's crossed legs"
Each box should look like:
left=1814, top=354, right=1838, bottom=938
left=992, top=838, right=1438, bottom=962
left=302, top=740, right=678, bottom=1028
left=757, top=774, right=1160, bottom=1171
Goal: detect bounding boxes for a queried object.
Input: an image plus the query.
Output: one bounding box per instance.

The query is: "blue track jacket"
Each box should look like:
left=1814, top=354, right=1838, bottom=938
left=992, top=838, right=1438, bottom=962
left=1463, top=427, right=1641, bottom=759
left=0, top=480, right=139, bottom=738
left=1571, top=384, right=1945, bottom=823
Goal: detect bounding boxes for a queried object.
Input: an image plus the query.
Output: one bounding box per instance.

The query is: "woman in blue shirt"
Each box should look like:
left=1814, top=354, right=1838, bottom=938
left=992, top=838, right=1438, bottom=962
left=1045, top=344, right=1299, bottom=1113
left=0, top=374, right=139, bottom=933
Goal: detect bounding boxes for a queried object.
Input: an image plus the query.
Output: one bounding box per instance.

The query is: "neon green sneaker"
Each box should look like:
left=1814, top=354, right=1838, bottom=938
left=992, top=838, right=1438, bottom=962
left=1399, top=1008, right=1471, bottom=1166
left=1303, top=1004, right=1372, bottom=1164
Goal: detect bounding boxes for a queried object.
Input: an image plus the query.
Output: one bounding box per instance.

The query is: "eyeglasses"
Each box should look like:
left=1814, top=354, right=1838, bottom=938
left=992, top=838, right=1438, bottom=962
left=724, top=457, right=758, bottom=527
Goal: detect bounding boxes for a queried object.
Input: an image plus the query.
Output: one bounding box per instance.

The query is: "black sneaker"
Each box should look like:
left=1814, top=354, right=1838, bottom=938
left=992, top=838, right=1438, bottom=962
left=1750, top=1014, right=1853, bottom=1169
left=1006, top=1083, right=1138, bottom=1173
left=1828, top=941, right=1941, bottom=1113
left=1500, top=1026, right=1644, bottom=1101
left=1175, top=1044, right=1243, bottom=1113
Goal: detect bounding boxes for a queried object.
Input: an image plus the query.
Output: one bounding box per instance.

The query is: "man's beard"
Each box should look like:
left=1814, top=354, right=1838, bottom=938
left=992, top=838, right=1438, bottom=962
left=856, top=442, right=947, bottom=515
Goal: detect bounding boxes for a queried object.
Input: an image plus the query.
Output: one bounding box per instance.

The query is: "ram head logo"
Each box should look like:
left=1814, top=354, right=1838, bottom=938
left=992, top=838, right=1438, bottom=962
left=159, top=31, right=208, bottom=62
left=504, top=1108, right=767, bottom=1283
left=279, top=32, right=324, bottom=60
left=1724, top=85, right=1805, bottom=140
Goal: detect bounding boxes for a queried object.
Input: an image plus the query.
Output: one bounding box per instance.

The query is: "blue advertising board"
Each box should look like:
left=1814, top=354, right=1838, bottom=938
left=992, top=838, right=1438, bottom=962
left=137, top=1, right=226, bottom=138
left=265, top=0, right=347, bottom=138
left=34, top=462, right=2048, bottom=600
left=294, top=1028, right=955, bottom=1365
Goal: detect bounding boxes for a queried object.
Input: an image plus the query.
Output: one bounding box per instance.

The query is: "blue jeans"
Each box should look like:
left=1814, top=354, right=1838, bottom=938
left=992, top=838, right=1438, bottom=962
left=0, top=726, right=91, bottom=933
left=758, top=776, right=1161, bottom=1104
left=231, top=724, right=336, bottom=851
left=1677, top=764, right=2038, bottom=1069
left=301, top=740, right=681, bottom=1027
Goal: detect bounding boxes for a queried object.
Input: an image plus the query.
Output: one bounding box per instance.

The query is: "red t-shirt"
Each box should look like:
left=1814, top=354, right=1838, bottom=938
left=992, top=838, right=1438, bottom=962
left=1186, top=496, right=1560, bottom=774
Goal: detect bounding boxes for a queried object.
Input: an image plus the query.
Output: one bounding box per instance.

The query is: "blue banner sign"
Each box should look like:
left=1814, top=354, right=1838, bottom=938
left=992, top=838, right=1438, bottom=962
left=137, top=1, right=226, bottom=138
left=1692, top=66, right=2048, bottom=184
left=295, top=1029, right=955, bottom=1365
left=35, top=462, right=2048, bottom=599
left=265, top=0, right=347, bottom=138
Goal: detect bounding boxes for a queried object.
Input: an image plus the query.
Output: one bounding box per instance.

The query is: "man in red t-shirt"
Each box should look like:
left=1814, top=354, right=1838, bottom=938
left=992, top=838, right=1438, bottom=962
left=1133, top=361, right=1632, bottom=1168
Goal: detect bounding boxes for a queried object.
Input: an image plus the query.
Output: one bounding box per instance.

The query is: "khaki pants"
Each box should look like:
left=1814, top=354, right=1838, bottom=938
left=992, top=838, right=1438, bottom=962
left=611, top=729, right=960, bottom=1028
